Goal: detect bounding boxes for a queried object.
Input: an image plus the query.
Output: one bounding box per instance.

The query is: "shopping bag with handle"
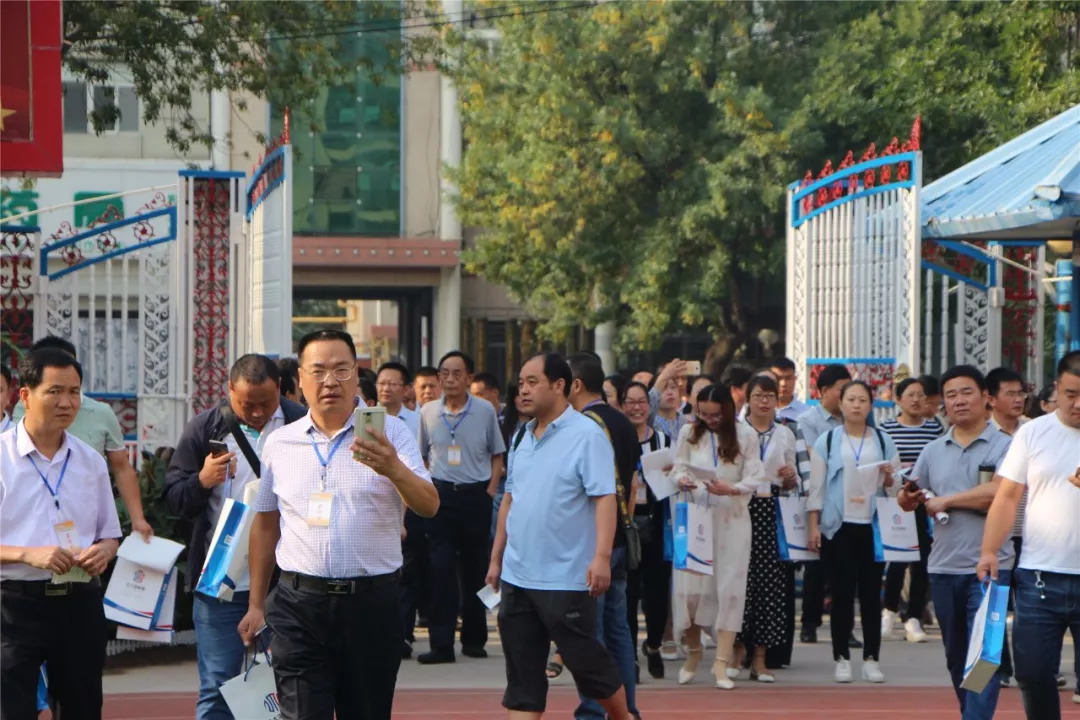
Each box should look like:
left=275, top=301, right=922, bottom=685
left=220, top=645, right=280, bottom=720
left=673, top=496, right=713, bottom=576
left=960, top=579, right=1009, bottom=693
left=871, top=497, right=920, bottom=563
left=774, top=495, right=818, bottom=562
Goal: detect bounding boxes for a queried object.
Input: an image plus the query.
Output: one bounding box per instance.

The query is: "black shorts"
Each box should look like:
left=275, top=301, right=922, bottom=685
left=497, top=582, right=622, bottom=712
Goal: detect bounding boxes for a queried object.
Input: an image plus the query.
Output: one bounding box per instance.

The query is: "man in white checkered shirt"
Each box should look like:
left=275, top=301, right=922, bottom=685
left=239, top=329, right=438, bottom=720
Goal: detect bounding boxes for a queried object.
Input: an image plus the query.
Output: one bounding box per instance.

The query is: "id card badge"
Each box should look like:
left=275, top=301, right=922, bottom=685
left=54, top=520, right=79, bottom=551
left=636, top=484, right=647, bottom=505
left=307, top=492, right=334, bottom=527
left=447, top=445, right=463, bottom=466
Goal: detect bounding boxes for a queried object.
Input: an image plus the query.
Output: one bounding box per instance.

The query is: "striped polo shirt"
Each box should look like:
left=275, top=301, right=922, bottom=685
left=880, top=417, right=945, bottom=466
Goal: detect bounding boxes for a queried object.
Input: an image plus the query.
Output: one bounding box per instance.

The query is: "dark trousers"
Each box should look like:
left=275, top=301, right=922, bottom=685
left=821, top=523, right=884, bottom=661
left=801, top=559, right=826, bottom=629
left=267, top=575, right=402, bottom=720
left=930, top=572, right=1010, bottom=720
left=628, top=511, right=670, bottom=651
left=883, top=506, right=932, bottom=619
left=399, top=510, right=430, bottom=645
left=1, top=582, right=107, bottom=720
left=767, top=562, right=797, bottom=668
left=428, top=480, right=491, bottom=653
left=1013, top=568, right=1080, bottom=720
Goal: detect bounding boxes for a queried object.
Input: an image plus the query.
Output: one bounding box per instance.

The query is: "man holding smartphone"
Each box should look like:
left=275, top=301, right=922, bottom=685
left=165, top=355, right=306, bottom=720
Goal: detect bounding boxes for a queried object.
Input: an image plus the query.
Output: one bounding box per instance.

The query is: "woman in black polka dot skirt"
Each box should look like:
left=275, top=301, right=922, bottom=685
left=736, top=376, right=798, bottom=682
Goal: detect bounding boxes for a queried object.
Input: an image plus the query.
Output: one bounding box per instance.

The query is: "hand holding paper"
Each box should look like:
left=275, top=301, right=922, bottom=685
left=640, top=448, right=679, bottom=499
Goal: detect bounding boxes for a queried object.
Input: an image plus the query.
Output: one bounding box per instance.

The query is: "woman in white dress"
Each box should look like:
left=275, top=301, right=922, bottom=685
left=670, top=383, right=767, bottom=689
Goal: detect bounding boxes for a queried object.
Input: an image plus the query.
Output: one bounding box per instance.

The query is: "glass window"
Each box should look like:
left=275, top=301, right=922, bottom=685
left=92, top=86, right=117, bottom=131
left=272, top=1, right=402, bottom=237
left=118, top=87, right=139, bottom=131
left=63, top=82, right=88, bottom=133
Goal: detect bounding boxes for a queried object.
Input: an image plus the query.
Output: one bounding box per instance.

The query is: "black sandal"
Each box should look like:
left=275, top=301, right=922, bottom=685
left=545, top=659, right=564, bottom=679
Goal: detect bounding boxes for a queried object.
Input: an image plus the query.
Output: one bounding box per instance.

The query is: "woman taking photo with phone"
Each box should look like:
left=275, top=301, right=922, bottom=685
left=670, top=384, right=766, bottom=690
left=807, top=380, right=900, bottom=685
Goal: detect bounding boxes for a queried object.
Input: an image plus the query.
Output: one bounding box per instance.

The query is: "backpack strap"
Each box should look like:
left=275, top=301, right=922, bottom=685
left=220, top=405, right=262, bottom=479
left=585, top=410, right=633, bottom=531
left=873, top=427, right=887, bottom=458
left=512, top=424, right=528, bottom=452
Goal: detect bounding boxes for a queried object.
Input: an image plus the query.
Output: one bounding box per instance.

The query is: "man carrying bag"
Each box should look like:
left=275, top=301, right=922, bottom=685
left=166, top=355, right=305, bottom=720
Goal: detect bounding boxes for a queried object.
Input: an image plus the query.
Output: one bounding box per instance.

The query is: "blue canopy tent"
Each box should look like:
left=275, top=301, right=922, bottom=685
left=922, top=104, right=1080, bottom=361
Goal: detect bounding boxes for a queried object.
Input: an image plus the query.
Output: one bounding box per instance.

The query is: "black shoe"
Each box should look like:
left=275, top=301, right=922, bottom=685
left=461, top=645, right=488, bottom=659
left=402, top=641, right=413, bottom=660
left=848, top=632, right=863, bottom=649
left=1057, top=674, right=1067, bottom=688
left=1000, top=675, right=1012, bottom=688
left=417, top=650, right=456, bottom=665
left=800, top=626, right=818, bottom=643
left=643, top=642, right=665, bottom=679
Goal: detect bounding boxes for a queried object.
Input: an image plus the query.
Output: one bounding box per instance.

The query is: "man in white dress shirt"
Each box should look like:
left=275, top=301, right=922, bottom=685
left=0, top=348, right=122, bottom=719
left=239, top=329, right=439, bottom=720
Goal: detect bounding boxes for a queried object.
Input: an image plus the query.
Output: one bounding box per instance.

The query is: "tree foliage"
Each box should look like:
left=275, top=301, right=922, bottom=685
left=449, top=0, right=1080, bottom=356
left=62, top=0, right=439, bottom=154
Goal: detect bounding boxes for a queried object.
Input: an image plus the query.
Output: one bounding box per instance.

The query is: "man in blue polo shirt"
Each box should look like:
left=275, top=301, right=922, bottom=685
left=418, top=351, right=505, bottom=664
left=487, top=353, right=630, bottom=720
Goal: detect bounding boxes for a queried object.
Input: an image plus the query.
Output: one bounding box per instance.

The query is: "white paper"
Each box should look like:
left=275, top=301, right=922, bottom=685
left=115, top=535, right=185, bottom=573
left=640, top=449, right=678, bottom=499
left=52, top=566, right=92, bottom=584
left=477, top=584, right=501, bottom=610
left=104, top=558, right=168, bottom=630
left=115, top=568, right=177, bottom=644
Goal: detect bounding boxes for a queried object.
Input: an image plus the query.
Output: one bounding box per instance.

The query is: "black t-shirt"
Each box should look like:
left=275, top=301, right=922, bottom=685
left=584, top=402, right=642, bottom=548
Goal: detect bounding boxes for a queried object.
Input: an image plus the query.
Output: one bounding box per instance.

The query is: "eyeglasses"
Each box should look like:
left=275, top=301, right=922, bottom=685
left=438, top=369, right=465, bottom=379
left=697, top=411, right=723, bottom=423
left=749, top=393, right=777, bottom=402
left=624, top=399, right=649, bottom=407
left=303, top=366, right=353, bottom=383
left=376, top=381, right=403, bottom=389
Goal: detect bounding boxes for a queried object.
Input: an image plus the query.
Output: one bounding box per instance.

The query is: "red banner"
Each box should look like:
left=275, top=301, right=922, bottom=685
left=0, top=0, right=62, bottom=177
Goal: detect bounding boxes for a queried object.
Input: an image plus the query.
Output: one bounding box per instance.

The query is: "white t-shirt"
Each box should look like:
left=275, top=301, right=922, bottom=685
left=997, top=412, right=1080, bottom=574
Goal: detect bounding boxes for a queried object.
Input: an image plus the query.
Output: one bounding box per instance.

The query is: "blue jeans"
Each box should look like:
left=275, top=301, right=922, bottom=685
left=575, top=547, right=638, bottom=720
left=1013, top=568, right=1080, bottom=719
left=930, top=571, right=1011, bottom=720
left=193, top=591, right=251, bottom=720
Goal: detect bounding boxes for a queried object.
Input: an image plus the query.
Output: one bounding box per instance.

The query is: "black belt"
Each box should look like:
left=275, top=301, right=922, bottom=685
left=281, top=570, right=400, bottom=596
left=433, top=479, right=488, bottom=492
left=1, top=578, right=101, bottom=597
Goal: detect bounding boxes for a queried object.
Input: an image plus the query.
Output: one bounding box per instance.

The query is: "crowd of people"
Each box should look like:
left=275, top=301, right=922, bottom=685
left=1, top=331, right=1078, bottom=720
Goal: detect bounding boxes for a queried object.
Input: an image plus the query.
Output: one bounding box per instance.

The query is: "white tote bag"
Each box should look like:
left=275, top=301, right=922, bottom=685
left=774, top=495, right=818, bottom=562
left=872, top=497, right=920, bottom=563
left=219, top=651, right=280, bottom=720
left=679, top=500, right=714, bottom=576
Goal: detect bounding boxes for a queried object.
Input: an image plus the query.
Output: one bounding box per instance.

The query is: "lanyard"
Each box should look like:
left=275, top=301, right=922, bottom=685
left=441, top=396, right=472, bottom=441
left=310, top=431, right=349, bottom=486
left=846, top=427, right=868, bottom=466
left=584, top=399, right=605, bottom=411
left=709, top=431, right=718, bottom=467
left=28, top=448, right=72, bottom=512
left=656, top=415, right=678, bottom=439
left=758, top=426, right=775, bottom=461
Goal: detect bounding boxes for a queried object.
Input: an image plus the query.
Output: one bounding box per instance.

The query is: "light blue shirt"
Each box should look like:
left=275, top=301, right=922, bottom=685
left=777, top=398, right=809, bottom=424
left=502, top=405, right=615, bottom=591
left=394, top=406, right=421, bottom=439
left=796, top=405, right=842, bottom=451
left=419, top=394, right=505, bottom=484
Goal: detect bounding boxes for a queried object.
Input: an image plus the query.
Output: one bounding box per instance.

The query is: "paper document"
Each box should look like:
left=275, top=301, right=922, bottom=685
left=682, top=465, right=720, bottom=484
left=114, top=535, right=185, bottom=573
left=477, top=584, right=501, bottom=610
left=852, top=461, right=891, bottom=498
left=640, top=448, right=678, bottom=500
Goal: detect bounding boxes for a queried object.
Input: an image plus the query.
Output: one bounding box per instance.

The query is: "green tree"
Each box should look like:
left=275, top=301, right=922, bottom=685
left=449, top=0, right=1080, bottom=358
left=62, top=0, right=440, bottom=154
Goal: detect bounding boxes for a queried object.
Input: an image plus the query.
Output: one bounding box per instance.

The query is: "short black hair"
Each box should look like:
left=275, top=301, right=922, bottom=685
left=472, top=371, right=500, bottom=392
left=918, top=374, right=940, bottom=396
left=438, top=350, right=474, bottom=374
left=771, top=357, right=797, bottom=373
left=895, top=377, right=923, bottom=399
left=229, top=354, right=281, bottom=386
left=815, top=364, right=852, bottom=391
left=18, top=348, right=83, bottom=389
left=297, top=329, right=357, bottom=363
left=940, top=365, right=986, bottom=392
left=31, top=335, right=77, bottom=359
left=567, top=353, right=605, bottom=395
left=0, top=365, right=11, bottom=385
left=532, top=353, right=573, bottom=397
left=277, top=357, right=300, bottom=381
left=620, top=380, right=649, bottom=406
left=279, top=370, right=297, bottom=397
left=747, top=375, right=779, bottom=396
left=840, top=379, right=874, bottom=401
left=1058, top=350, right=1080, bottom=379
left=986, top=367, right=1024, bottom=397
left=377, top=361, right=412, bottom=385
left=359, top=378, right=378, bottom=405
left=605, top=374, right=627, bottom=402
left=720, top=364, right=753, bottom=389
left=415, top=366, right=439, bottom=380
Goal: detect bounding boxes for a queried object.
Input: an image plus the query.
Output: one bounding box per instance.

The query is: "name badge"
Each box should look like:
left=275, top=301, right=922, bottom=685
left=448, top=445, right=463, bottom=466
left=636, top=484, right=647, bottom=505
left=307, top=492, right=334, bottom=527
left=54, top=520, right=80, bottom=551
left=849, top=495, right=866, bottom=505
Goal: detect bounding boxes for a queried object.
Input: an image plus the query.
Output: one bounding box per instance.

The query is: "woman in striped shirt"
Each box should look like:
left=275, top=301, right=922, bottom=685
left=880, top=377, right=944, bottom=643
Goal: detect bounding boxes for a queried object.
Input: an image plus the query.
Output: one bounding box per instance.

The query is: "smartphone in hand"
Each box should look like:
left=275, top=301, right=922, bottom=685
left=209, top=439, right=230, bottom=457
left=354, top=406, right=386, bottom=440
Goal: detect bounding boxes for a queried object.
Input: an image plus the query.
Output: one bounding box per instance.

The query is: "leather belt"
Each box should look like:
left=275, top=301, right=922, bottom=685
left=433, top=479, right=488, bottom=492
left=280, top=570, right=400, bottom=596
left=1, top=578, right=101, bottom=597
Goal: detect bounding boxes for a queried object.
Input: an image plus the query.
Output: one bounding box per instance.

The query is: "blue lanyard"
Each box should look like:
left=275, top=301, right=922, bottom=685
left=28, top=447, right=72, bottom=511
left=709, top=431, right=718, bottom=467
left=310, top=431, right=349, bottom=478
left=584, top=399, right=605, bottom=411
left=441, top=396, right=472, bottom=441
left=656, top=415, right=678, bottom=439
left=846, top=427, right=868, bottom=465
left=758, top=426, right=775, bottom=461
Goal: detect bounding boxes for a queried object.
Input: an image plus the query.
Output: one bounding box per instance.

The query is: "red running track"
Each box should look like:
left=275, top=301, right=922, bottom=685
left=62, top=685, right=1039, bottom=719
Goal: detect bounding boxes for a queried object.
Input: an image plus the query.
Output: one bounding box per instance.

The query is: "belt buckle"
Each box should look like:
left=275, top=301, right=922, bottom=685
left=44, top=583, right=70, bottom=597
left=326, top=580, right=352, bottom=595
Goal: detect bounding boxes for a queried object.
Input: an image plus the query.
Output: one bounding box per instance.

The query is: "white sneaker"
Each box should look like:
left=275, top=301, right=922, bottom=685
left=835, top=658, right=853, bottom=683
left=881, top=610, right=899, bottom=638
left=904, top=618, right=928, bottom=644
left=862, top=660, right=885, bottom=683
